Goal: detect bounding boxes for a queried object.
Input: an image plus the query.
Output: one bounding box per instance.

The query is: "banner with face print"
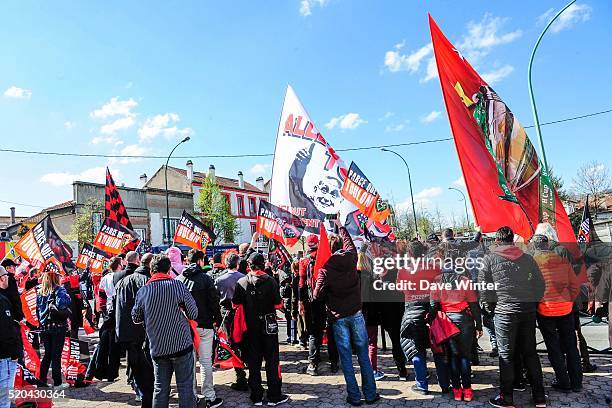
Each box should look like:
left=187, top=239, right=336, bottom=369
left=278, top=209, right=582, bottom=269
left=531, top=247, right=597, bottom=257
left=173, top=210, right=215, bottom=251
left=76, top=243, right=110, bottom=274
left=93, top=218, right=141, bottom=255
left=270, top=86, right=394, bottom=243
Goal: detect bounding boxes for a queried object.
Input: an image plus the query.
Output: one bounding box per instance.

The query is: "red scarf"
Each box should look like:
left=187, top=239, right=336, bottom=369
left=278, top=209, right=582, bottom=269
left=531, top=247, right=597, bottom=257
left=147, top=273, right=173, bottom=284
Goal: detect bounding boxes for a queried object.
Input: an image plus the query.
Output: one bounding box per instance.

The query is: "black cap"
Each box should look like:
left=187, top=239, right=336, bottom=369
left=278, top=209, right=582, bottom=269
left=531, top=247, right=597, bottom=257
left=0, top=259, right=17, bottom=268
left=247, top=252, right=265, bottom=269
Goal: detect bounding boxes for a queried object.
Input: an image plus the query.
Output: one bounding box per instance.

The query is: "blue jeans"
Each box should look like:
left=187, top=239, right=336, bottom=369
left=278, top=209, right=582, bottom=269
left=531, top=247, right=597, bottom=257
left=152, top=350, right=196, bottom=408
left=332, top=311, right=377, bottom=403
left=0, top=359, right=17, bottom=408
left=413, top=352, right=450, bottom=391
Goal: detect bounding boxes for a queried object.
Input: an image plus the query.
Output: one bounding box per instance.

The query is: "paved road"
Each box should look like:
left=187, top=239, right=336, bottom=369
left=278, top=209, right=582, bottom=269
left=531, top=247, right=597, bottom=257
left=56, top=338, right=611, bottom=407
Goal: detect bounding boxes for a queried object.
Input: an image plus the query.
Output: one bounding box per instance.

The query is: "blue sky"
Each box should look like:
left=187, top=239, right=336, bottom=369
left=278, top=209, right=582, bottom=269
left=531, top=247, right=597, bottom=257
left=1, top=0, right=610, bottom=226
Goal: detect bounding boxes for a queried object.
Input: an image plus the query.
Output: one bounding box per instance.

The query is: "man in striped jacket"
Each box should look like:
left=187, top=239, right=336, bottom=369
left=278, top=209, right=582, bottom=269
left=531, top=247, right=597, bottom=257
left=133, top=254, right=199, bottom=408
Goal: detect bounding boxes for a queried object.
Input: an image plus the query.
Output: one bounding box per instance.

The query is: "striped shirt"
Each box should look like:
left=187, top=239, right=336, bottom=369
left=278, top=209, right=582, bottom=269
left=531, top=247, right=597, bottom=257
left=132, top=278, right=198, bottom=359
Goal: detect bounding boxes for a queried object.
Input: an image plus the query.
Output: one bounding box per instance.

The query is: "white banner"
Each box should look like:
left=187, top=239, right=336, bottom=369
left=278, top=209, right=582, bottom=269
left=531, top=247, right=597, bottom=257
left=270, top=85, right=392, bottom=242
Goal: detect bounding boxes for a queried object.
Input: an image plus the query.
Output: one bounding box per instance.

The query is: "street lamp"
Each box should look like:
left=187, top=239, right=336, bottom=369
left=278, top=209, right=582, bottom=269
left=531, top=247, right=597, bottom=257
left=528, top=0, right=576, bottom=174
left=381, top=148, right=419, bottom=239
left=165, top=136, right=190, bottom=244
left=448, top=187, right=470, bottom=231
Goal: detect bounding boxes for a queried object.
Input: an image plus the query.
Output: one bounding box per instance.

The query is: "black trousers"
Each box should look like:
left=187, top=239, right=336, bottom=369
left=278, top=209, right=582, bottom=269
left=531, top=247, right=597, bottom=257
left=380, top=303, right=407, bottom=372
left=124, top=341, right=154, bottom=408
left=537, top=312, right=582, bottom=389
left=495, top=312, right=545, bottom=404
left=86, top=317, right=121, bottom=380
left=573, top=306, right=592, bottom=366
left=247, top=331, right=282, bottom=403
left=305, top=300, right=338, bottom=366
left=39, top=327, right=66, bottom=386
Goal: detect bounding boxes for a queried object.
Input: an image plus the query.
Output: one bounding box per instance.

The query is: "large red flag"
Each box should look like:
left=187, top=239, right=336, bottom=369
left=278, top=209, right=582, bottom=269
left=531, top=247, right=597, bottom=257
left=429, top=15, right=574, bottom=242
left=311, top=223, right=331, bottom=288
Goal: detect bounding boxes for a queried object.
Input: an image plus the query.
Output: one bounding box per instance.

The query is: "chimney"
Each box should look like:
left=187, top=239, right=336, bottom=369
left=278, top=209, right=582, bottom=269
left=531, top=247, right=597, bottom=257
left=238, top=171, right=244, bottom=189
left=10, top=207, right=15, bottom=225
left=139, top=173, right=148, bottom=187
left=208, top=164, right=216, bottom=181
left=256, top=177, right=265, bottom=191
left=186, top=160, right=194, bottom=181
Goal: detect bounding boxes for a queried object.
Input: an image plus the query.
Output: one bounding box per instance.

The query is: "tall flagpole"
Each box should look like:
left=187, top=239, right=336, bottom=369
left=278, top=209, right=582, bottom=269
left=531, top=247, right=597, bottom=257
left=528, top=0, right=576, bottom=173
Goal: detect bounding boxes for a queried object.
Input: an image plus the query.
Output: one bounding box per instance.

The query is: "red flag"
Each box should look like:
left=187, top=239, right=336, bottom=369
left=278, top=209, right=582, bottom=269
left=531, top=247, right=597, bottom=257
left=82, top=310, right=96, bottom=335
left=429, top=15, right=574, bottom=242
left=21, top=325, right=41, bottom=377
left=20, top=288, right=38, bottom=327
left=214, top=328, right=245, bottom=369
left=311, top=223, right=331, bottom=288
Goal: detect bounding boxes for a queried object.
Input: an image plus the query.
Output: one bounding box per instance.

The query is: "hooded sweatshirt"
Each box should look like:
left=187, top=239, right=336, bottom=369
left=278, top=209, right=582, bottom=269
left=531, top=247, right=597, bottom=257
left=176, top=263, right=221, bottom=329
left=478, top=244, right=545, bottom=315
left=166, top=246, right=184, bottom=278
left=312, top=227, right=361, bottom=321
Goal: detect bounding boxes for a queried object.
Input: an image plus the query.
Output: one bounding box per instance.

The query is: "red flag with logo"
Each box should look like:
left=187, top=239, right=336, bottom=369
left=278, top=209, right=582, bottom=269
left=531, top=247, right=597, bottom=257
left=429, top=15, right=574, bottom=242
left=311, top=223, right=331, bottom=288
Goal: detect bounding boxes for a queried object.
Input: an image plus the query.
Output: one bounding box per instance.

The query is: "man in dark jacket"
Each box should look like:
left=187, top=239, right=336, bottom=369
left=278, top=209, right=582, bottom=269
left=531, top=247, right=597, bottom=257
left=0, top=259, right=24, bottom=363
left=233, top=252, right=288, bottom=406
left=0, top=266, right=20, bottom=408
left=313, top=223, right=379, bottom=406
left=134, top=253, right=153, bottom=279
left=298, top=234, right=338, bottom=375
left=114, top=251, right=154, bottom=408
left=479, top=226, right=546, bottom=408
left=176, top=249, right=222, bottom=408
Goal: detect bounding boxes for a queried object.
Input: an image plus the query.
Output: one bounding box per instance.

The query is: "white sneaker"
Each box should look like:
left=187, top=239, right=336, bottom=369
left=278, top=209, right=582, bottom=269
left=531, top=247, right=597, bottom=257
left=54, top=383, right=70, bottom=390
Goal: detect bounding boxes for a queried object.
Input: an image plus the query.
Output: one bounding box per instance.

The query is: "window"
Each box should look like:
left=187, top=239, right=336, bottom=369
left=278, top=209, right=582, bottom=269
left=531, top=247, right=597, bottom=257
left=237, top=194, right=245, bottom=216
left=162, top=217, right=180, bottom=242
left=249, top=197, right=257, bottom=216
left=134, top=228, right=146, bottom=241
left=250, top=222, right=257, bottom=235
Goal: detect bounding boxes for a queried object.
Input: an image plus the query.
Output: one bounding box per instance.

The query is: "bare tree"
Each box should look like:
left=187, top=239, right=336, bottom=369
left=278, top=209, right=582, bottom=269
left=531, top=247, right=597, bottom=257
left=573, top=161, right=611, bottom=218
left=433, top=205, right=445, bottom=232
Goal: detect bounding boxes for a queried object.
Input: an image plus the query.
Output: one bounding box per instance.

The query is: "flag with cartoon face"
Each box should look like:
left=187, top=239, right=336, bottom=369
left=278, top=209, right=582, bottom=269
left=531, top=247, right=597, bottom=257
left=270, top=85, right=394, bottom=243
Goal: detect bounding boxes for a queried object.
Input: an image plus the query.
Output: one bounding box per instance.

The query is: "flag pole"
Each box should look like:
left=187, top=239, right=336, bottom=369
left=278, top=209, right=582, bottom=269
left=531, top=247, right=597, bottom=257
left=528, top=0, right=576, bottom=174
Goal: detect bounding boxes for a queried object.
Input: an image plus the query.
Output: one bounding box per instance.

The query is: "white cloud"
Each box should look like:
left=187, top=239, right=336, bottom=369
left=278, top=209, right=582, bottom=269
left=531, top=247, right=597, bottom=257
left=108, top=144, right=151, bottom=165
left=90, top=97, right=137, bottom=119
left=421, top=56, right=438, bottom=82
left=379, top=112, right=394, bottom=121
left=384, top=42, right=433, bottom=73
left=64, top=121, right=76, bottom=129
left=91, top=135, right=119, bottom=145
left=422, top=110, right=442, bottom=124
left=40, top=167, right=112, bottom=187
left=138, top=113, right=193, bottom=142
left=325, top=113, right=367, bottom=130
left=452, top=176, right=466, bottom=188
left=250, top=163, right=272, bottom=176
left=299, top=0, right=328, bottom=16
left=397, top=186, right=443, bottom=210
left=385, top=119, right=409, bottom=132
left=459, top=14, right=522, bottom=63
left=482, top=65, right=514, bottom=84
left=100, top=116, right=135, bottom=135
left=3, top=86, right=32, bottom=99
left=539, top=3, right=592, bottom=33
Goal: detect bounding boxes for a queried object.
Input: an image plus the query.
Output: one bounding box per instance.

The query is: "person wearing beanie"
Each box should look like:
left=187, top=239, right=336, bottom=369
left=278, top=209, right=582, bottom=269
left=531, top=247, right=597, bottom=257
left=233, top=250, right=288, bottom=406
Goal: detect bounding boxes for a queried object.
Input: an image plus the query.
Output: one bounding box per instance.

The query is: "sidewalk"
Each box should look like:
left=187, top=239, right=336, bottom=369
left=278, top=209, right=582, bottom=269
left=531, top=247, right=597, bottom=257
left=56, top=342, right=611, bottom=407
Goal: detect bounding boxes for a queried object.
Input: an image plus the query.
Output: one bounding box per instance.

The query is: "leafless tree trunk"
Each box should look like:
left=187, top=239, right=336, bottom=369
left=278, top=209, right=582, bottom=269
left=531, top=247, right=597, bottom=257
left=573, top=161, right=611, bottom=218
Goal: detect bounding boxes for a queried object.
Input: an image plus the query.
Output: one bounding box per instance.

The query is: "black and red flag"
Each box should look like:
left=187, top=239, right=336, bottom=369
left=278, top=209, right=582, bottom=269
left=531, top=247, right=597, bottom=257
left=76, top=243, right=110, bottom=274
left=341, top=162, right=391, bottom=223
left=268, top=239, right=292, bottom=271
left=578, top=196, right=598, bottom=243
left=256, top=201, right=305, bottom=247
left=14, top=215, right=74, bottom=274
left=173, top=210, right=216, bottom=251
left=93, top=218, right=141, bottom=255
left=105, top=167, right=134, bottom=230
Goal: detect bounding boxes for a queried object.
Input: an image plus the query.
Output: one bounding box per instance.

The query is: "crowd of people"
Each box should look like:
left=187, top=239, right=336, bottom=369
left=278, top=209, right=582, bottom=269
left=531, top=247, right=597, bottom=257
left=0, top=218, right=610, bottom=408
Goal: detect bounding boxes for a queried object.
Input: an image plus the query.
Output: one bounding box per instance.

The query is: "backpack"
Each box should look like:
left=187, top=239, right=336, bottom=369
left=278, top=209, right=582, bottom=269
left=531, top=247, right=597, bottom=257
left=243, top=274, right=278, bottom=335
